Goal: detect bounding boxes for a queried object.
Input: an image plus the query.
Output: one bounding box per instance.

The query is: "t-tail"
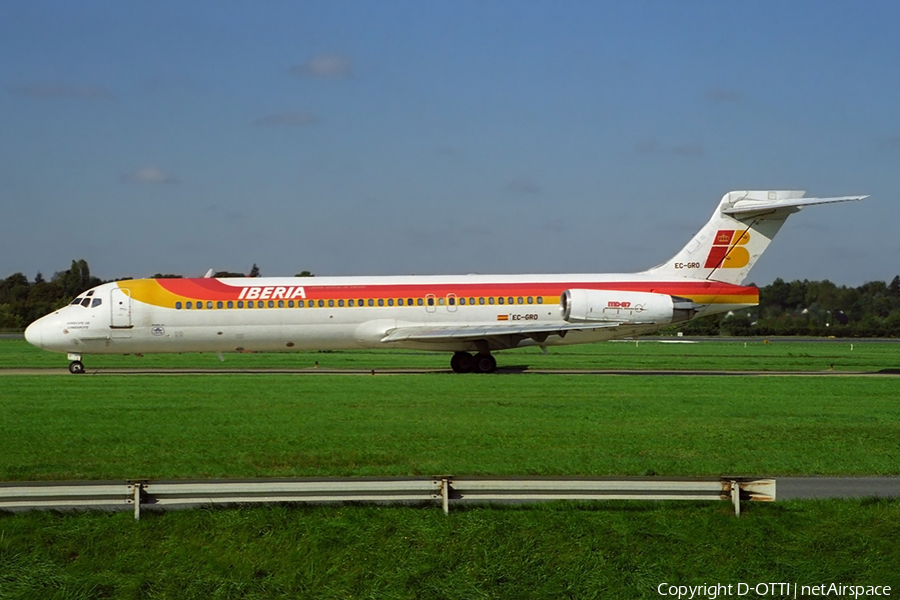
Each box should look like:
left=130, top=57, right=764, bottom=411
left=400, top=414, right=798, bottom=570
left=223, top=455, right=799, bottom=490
left=644, top=190, right=867, bottom=285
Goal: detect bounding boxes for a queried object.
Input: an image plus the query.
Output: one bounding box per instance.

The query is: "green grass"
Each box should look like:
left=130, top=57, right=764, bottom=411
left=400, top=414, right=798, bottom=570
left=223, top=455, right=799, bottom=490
left=2, top=375, right=899, bottom=481
left=2, top=500, right=898, bottom=599
left=3, top=337, right=900, bottom=372
left=3, top=340, right=899, bottom=597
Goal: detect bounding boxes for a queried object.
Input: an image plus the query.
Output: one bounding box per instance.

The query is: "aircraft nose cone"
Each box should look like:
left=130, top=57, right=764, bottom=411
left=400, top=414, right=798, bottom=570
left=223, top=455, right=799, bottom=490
left=24, top=319, right=43, bottom=348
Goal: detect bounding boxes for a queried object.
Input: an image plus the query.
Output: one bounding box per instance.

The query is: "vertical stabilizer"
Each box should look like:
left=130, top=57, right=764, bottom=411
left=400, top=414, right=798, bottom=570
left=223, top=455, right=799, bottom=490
left=643, top=190, right=866, bottom=285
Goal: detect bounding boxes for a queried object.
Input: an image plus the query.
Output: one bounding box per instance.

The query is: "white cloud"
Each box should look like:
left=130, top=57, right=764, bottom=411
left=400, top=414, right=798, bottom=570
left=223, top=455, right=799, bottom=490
left=671, top=144, right=704, bottom=158
left=121, top=167, right=179, bottom=184
left=706, top=88, right=744, bottom=103
left=11, top=83, right=113, bottom=99
left=289, top=54, right=353, bottom=78
left=507, top=177, right=541, bottom=194
left=253, top=112, right=317, bottom=127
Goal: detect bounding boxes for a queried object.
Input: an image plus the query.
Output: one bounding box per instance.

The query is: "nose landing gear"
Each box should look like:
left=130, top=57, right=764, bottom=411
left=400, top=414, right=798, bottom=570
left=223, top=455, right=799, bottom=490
left=67, top=353, right=85, bottom=374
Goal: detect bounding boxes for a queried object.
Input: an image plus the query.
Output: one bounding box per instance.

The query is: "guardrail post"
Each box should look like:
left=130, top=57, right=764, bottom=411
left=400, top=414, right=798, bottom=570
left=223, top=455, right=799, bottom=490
left=132, top=482, right=142, bottom=521
left=441, top=478, right=449, bottom=515
left=731, top=480, right=740, bottom=517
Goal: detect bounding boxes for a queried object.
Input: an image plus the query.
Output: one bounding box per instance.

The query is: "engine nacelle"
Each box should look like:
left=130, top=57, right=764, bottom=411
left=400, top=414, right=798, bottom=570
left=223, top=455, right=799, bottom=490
left=559, top=289, right=696, bottom=324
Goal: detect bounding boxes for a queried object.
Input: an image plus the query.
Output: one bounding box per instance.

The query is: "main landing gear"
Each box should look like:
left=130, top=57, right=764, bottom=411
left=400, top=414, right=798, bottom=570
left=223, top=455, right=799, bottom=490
left=450, top=351, right=497, bottom=374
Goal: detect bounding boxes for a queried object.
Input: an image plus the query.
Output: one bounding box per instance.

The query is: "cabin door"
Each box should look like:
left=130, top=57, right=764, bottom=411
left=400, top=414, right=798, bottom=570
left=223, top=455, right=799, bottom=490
left=110, top=287, right=133, bottom=328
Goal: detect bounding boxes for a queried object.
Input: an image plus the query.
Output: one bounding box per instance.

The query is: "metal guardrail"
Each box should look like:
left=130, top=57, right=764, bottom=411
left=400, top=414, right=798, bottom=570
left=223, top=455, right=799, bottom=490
left=0, top=476, right=775, bottom=519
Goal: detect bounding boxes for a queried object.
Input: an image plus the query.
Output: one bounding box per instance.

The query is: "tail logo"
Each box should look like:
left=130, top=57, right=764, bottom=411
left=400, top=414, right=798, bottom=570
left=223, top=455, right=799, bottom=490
left=704, top=229, right=750, bottom=269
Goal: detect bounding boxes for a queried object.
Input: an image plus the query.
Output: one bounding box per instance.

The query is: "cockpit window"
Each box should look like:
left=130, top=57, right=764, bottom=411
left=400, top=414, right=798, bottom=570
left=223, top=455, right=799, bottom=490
left=86, top=290, right=94, bottom=297
left=81, top=297, right=92, bottom=307
left=91, top=298, right=102, bottom=308
left=70, top=298, right=82, bottom=306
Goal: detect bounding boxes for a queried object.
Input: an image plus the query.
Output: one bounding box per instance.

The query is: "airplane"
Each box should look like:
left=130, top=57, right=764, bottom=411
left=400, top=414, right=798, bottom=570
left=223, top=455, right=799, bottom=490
left=25, top=190, right=865, bottom=374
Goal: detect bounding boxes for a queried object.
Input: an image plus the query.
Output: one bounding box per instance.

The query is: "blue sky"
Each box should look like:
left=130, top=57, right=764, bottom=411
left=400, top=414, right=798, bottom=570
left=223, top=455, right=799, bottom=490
left=1, top=1, right=897, bottom=285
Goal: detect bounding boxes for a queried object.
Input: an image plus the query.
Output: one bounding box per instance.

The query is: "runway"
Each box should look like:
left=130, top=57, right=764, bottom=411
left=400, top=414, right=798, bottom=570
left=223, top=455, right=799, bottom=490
left=778, top=477, right=900, bottom=500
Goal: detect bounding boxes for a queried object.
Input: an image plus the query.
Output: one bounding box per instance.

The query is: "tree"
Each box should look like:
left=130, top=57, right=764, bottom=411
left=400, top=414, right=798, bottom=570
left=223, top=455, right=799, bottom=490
left=294, top=270, right=314, bottom=277
left=249, top=264, right=260, bottom=278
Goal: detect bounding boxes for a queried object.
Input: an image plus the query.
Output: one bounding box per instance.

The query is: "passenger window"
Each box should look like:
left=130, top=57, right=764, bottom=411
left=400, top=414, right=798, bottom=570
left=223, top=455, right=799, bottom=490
left=459, top=298, right=465, bottom=305
left=527, top=296, right=533, bottom=304
left=408, top=298, right=414, bottom=306
left=288, top=300, right=294, bottom=308
left=247, top=301, right=253, bottom=308
left=388, top=299, right=394, bottom=306
left=537, top=297, right=544, bottom=304
left=489, top=297, right=495, bottom=305
left=368, top=299, right=374, bottom=307
left=176, top=302, right=182, bottom=310
left=509, top=297, right=515, bottom=305
left=227, top=301, right=234, bottom=309
left=348, top=299, right=354, bottom=307
left=268, top=300, right=275, bottom=308
left=498, top=297, right=504, bottom=305
left=469, top=298, right=475, bottom=305
left=417, top=298, right=423, bottom=306
left=297, top=300, right=303, bottom=307
left=327, top=299, right=334, bottom=307
left=438, top=298, right=445, bottom=306
left=186, top=301, right=193, bottom=309
left=237, top=301, right=244, bottom=308
left=339, top=299, right=345, bottom=307
left=397, top=298, right=403, bottom=306
left=278, top=300, right=284, bottom=308
left=207, top=301, right=213, bottom=309
left=448, top=297, right=455, bottom=305
left=196, top=302, right=203, bottom=309
left=217, top=301, right=224, bottom=309
left=479, top=297, right=485, bottom=305
left=378, top=299, right=384, bottom=307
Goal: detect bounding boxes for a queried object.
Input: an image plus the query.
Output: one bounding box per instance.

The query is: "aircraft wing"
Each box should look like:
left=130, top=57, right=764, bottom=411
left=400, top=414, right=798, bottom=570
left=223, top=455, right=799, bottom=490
left=381, top=322, right=621, bottom=346
left=723, top=195, right=867, bottom=216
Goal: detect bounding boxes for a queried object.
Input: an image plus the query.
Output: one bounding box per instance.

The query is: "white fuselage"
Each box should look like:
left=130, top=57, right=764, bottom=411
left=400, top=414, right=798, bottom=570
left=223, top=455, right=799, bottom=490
left=24, top=272, right=755, bottom=358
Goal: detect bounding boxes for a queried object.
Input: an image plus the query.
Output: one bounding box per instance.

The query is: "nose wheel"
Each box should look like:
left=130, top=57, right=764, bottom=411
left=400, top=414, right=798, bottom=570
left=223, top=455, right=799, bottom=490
left=68, top=361, right=85, bottom=374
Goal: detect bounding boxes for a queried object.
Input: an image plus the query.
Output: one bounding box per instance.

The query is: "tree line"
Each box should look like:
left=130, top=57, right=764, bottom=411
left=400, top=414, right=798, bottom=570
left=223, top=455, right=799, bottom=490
left=2, top=259, right=899, bottom=336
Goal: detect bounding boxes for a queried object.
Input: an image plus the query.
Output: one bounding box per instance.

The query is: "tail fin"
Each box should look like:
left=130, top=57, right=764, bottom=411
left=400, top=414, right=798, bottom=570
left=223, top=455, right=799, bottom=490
left=644, top=190, right=866, bottom=285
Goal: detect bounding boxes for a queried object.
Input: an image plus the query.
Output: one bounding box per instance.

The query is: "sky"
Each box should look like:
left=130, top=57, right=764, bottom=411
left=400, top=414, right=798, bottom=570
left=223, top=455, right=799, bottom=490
left=1, top=1, right=898, bottom=286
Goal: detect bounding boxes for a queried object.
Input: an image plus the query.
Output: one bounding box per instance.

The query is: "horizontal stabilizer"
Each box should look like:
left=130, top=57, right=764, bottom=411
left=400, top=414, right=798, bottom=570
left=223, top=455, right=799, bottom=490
left=723, top=195, right=867, bottom=216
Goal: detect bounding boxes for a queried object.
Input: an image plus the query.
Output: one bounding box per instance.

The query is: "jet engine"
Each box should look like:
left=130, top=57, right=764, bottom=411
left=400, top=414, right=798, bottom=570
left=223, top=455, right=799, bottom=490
left=559, top=289, right=696, bottom=324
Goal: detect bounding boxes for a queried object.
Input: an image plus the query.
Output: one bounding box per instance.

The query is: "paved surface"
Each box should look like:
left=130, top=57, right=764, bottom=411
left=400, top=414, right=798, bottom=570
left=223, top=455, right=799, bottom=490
left=778, top=477, right=900, bottom=500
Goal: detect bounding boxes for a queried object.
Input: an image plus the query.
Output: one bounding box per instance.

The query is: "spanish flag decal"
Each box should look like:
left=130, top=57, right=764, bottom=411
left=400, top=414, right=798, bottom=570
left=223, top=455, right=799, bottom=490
left=497, top=314, right=509, bottom=321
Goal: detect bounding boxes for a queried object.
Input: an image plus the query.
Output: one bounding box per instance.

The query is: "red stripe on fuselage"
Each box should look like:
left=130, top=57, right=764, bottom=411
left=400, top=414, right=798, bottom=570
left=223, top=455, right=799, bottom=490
left=154, top=278, right=756, bottom=301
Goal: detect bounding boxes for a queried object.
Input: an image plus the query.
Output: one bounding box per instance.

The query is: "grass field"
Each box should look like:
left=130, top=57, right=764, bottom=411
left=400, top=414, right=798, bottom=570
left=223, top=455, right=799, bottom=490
left=2, top=336, right=899, bottom=372
left=1, top=374, right=899, bottom=481
left=2, top=339, right=899, bottom=598
left=2, top=500, right=898, bottom=599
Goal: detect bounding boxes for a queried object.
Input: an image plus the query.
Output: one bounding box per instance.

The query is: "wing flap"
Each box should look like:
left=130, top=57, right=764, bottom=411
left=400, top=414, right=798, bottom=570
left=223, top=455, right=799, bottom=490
left=381, top=322, right=620, bottom=344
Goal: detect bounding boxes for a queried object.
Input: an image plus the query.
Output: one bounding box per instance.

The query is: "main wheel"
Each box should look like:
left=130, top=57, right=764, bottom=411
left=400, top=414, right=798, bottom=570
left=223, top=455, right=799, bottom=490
left=472, top=353, right=497, bottom=374
left=450, top=351, right=474, bottom=373
left=68, top=361, right=85, bottom=374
